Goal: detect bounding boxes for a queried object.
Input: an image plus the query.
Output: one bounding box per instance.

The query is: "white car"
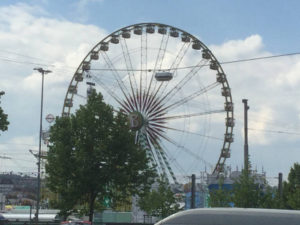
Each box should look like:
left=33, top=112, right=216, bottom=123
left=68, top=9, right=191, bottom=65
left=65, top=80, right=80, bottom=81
left=155, top=208, right=300, bottom=225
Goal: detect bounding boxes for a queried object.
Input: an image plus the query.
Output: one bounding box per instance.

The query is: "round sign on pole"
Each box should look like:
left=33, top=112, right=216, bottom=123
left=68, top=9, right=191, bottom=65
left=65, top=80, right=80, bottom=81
left=45, top=114, right=55, bottom=123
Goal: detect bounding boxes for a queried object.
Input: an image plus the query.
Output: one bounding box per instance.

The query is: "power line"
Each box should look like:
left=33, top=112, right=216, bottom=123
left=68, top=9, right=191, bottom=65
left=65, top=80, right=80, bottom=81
left=0, top=49, right=54, bottom=64
left=0, top=142, right=38, bottom=146
left=0, top=51, right=299, bottom=71
left=248, top=127, right=300, bottom=136
left=0, top=56, right=54, bottom=67
left=234, top=113, right=300, bottom=131
left=220, top=52, right=300, bottom=65
left=89, top=52, right=300, bottom=71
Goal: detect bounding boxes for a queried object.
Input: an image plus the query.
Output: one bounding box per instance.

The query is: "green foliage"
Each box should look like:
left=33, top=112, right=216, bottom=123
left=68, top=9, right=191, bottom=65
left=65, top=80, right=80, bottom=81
left=232, top=169, right=262, bottom=208
left=209, top=188, right=232, bottom=207
left=209, top=170, right=279, bottom=208
left=208, top=162, right=300, bottom=210
left=46, top=91, right=156, bottom=221
left=282, top=163, right=300, bottom=209
left=258, top=186, right=278, bottom=208
left=209, top=178, right=231, bottom=207
left=287, top=189, right=300, bottom=209
left=0, top=91, right=9, bottom=134
left=138, top=177, right=180, bottom=219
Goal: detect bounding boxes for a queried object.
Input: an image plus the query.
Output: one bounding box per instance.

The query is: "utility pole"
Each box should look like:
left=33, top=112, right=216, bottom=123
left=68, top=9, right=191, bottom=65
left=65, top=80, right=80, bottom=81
left=33, top=68, right=52, bottom=224
left=278, top=172, right=283, bottom=199
left=191, top=174, right=196, bottom=209
left=242, top=99, right=249, bottom=174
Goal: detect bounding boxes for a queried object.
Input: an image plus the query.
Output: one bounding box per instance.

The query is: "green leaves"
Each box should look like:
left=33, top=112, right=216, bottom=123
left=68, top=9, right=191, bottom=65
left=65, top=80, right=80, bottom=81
left=232, top=170, right=262, bottom=208
left=0, top=91, right=9, bottom=134
left=46, top=91, right=156, bottom=221
left=209, top=188, right=232, bottom=207
left=208, top=170, right=279, bottom=208
left=138, top=177, right=180, bottom=219
left=282, top=163, right=300, bottom=209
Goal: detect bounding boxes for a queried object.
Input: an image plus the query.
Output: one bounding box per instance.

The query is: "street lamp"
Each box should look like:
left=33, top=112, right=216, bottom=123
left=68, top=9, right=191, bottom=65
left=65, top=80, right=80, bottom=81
left=33, top=67, right=52, bottom=224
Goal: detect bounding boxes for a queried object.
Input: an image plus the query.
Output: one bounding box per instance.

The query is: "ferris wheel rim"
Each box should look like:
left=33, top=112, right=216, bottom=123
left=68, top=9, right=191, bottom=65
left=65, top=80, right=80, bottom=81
left=62, top=22, right=234, bottom=178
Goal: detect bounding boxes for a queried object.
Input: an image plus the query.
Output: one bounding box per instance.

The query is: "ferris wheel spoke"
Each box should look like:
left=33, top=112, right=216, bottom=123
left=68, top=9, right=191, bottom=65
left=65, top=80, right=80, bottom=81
left=92, top=76, right=132, bottom=112
left=159, top=142, right=188, bottom=176
left=156, top=109, right=225, bottom=121
left=153, top=41, right=191, bottom=101
left=165, top=82, right=220, bottom=112
left=146, top=127, right=179, bottom=183
left=138, top=131, right=158, bottom=169
left=99, top=52, right=137, bottom=112
left=148, top=82, right=219, bottom=118
left=170, top=42, right=191, bottom=73
left=157, top=132, right=213, bottom=169
left=139, top=33, right=148, bottom=112
left=148, top=138, right=169, bottom=180
left=148, top=33, right=170, bottom=92
left=150, top=139, right=178, bottom=184
left=120, top=38, right=139, bottom=111
left=157, top=59, right=209, bottom=105
left=146, top=60, right=210, bottom=117
left=148, top=141, right=164, bottom=176
left=157, top=125, right=223, bottom=141
left=143, top=33, right=169, bottom=112
left=140, top=33, right=149, bottom=112
left=100, top=52, right=132, bottom=101
left=144, top=130, right=168, bottom=176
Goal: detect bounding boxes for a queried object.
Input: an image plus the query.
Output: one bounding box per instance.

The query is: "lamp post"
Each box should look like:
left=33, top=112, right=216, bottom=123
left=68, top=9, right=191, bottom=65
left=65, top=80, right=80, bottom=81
left=33, top=67, right=52, bottom=224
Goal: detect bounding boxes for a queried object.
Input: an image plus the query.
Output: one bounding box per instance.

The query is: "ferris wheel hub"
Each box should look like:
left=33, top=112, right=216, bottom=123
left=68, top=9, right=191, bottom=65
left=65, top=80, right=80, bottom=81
left=128, top=111, right=144, bottom=131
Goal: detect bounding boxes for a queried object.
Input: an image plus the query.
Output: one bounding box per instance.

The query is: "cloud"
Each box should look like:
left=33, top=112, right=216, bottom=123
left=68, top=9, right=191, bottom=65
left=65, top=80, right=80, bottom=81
left=72, top=0, right=104, bottom=23
left=0, top=135, right=37, bottom=174
left=247, top=106, right=274, bottom=145
left=0, top=3, right=107, bottom=95
left=0, top=3, right=107, bottom=173
left=210, top=35, right=267, bottom=61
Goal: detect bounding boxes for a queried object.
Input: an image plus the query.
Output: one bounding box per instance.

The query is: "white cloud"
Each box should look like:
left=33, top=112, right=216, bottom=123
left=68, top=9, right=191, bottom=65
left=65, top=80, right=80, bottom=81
left=275, top=60, right=300, bottom=87
left=210, top=35, right=267, bottom=61
left=247, top=106, right=274, bottom=145
left=0, top=3, right=107, bottom=95
left=0, top=135, right=37, bottom=174
left=0, top=3, right=107, bottom=174
left=72, top=0, right=104, bottom=23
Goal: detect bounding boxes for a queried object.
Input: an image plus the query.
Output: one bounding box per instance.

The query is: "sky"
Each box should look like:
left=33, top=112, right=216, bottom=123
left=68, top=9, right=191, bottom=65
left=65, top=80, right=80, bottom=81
left=0, top=0, right=300, bottom=184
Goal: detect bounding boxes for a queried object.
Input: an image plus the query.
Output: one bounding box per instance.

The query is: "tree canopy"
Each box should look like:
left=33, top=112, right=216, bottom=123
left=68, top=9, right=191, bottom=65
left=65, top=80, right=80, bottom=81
left=0, top=91, right=9, bottom=134
left=208, top=170, right=278, bottom=208
left=208, top=177, right=231, bottom=207
left=231, top=169, right=262, bottom=208
left=46, top=91, right=156, bottom=221
left=282, top=163, right=300, bottom=209
left=138, top=177, right=180, bottom=219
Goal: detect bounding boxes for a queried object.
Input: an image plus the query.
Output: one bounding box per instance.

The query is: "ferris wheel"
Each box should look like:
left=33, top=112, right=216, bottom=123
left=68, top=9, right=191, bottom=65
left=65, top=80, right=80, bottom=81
left=62, top=23, right=234, bottom=183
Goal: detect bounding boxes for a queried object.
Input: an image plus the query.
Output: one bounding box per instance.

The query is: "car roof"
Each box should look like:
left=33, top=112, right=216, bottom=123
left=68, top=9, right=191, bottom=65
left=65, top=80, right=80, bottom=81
left=155, top=208, right=300, bottom=225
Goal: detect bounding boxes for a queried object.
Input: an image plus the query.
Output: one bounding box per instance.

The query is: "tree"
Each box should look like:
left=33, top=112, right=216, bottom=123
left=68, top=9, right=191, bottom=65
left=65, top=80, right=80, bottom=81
left=258, top=186, right=278, bottom=209
left=231, top=169, right=262, bottom=208
left=282, top=163, right=300, bottom=209
left=209, top=188, right=232, bottom=207
left=209, top=177, right=231, bottom=207
left=46, top=91, right=156, bottom=221
left=232, top=171, right=256, bottom=207
left=0, top=91, right=9, bottom=134
left=138, top=177, right=180, bottom=219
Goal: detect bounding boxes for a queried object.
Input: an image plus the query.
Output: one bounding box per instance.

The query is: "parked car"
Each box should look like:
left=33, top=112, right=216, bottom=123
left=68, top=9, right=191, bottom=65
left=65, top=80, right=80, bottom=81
left=155, top=208, right=300, bottom=225
left=61, top=220, right=91, bottom=225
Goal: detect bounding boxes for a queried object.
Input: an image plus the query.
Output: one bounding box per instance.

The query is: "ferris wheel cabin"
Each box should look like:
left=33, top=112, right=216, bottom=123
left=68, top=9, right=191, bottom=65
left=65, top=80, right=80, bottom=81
left=155, top=72, right=173, bottom=81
